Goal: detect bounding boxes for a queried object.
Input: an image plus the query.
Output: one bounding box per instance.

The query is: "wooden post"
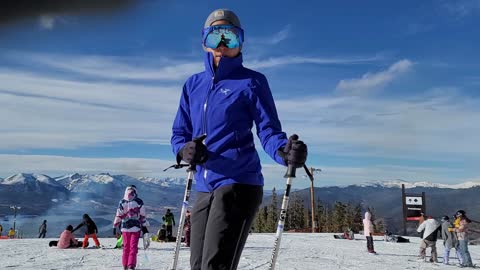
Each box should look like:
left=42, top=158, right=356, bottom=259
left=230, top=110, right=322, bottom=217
left=310, top=167, right=315, bottom=233
left=402, top=184, right=407, bottom=236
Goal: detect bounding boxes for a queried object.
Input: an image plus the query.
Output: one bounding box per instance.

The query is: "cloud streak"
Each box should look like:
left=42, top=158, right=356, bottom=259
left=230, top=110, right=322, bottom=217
left=336, top=59, right=413, bottom=95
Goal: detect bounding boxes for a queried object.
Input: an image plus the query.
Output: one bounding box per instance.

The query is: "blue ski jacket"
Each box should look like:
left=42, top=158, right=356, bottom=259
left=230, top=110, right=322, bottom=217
left=171, top=52, right=288, bottom=192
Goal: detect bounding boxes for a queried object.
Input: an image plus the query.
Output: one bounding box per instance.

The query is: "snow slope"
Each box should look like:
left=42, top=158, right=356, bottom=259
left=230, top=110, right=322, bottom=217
left=0, top=233, right=478, bottom=269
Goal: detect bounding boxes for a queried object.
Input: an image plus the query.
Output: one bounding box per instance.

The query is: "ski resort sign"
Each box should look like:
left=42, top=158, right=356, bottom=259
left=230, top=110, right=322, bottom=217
left=401, top=185, right=426, bottom=221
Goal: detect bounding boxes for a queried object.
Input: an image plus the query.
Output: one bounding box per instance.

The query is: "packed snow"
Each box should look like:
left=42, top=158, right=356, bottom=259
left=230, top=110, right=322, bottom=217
left=1, top=233, right=478, bottom=269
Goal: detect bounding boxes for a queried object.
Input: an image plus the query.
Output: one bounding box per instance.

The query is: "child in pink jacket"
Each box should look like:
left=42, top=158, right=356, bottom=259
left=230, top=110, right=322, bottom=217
left=57, top=225, right=81, bottom=249
left=113, top=185, right=149, bottom=270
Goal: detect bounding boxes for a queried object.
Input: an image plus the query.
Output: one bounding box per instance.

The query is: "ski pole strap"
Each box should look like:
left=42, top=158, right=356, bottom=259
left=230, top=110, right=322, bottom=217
left=303, top=164, right=314, bottom=181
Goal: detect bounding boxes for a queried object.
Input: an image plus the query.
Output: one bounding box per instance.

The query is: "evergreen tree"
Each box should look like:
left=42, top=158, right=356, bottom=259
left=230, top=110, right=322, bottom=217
left=332, top=201, right=347, bottom=232
left=266, top=188, right=278, bottom=232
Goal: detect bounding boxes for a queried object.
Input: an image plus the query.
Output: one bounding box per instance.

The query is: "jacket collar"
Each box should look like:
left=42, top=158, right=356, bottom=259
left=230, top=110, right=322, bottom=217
left=204, top=52, right=243, bottom=81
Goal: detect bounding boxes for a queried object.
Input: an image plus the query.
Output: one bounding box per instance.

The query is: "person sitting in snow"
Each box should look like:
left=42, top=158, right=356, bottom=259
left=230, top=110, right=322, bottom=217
left=72, top=213, right=101, bottom=248
left=157, top=224, right=167, bottom=242
left=49, top=225, right=83, bottom=248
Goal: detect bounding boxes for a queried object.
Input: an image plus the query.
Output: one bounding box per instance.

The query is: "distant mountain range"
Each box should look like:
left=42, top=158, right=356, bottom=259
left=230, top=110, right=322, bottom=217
left=1, top=173, right=479, bottom=237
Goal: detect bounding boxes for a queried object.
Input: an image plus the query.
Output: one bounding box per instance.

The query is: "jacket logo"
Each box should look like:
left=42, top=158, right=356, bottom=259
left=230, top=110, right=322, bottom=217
left=220, top=88, right=231, bottom=95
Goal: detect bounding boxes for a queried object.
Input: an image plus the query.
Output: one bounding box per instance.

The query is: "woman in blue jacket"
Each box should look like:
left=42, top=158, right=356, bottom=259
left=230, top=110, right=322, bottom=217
left=171, top=9, right=308, bottom=270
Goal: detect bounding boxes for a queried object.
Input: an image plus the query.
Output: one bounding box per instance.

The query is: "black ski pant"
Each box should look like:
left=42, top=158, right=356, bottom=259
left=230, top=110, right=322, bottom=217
left=39, top=231, right=46, bottom=238
left=190, top=183, right=263, bottom=270
left=366, top=235, right=375, bottom=252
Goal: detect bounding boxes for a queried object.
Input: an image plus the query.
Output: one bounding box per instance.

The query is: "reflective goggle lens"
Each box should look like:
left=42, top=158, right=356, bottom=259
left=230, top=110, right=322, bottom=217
left=202, top=25, right=244, bottom=49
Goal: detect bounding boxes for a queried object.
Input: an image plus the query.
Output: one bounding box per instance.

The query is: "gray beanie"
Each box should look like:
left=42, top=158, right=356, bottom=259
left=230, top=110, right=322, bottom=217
left=204, top=9, right=241, bottom=28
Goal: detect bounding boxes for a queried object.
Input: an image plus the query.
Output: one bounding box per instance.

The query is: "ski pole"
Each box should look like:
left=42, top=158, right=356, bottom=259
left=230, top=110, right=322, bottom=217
left=268, top=163, right=297, bottom=270
left=169, top=163, right=195, bottom=270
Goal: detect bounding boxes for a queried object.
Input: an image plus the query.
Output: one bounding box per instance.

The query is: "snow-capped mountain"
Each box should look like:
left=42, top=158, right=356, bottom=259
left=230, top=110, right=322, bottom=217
left=55, top=173, right=142, bottom=192
left=1, top=173, right=65, bottom=188
left=355, top=179, right=480, bottom=189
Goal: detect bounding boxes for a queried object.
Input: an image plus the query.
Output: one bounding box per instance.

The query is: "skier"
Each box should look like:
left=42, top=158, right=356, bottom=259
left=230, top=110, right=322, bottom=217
left=441, top=216, right=461, bottom=265
left=417, top=215, right=441, bottom=263
left=453, top=210, right=474, bottom=267
left=162, top=209, right=175, bottom=239
left=113, top=185, right=149, bottom=270
left=171, top=8, right=308, bottom=270
left=38, top=220, right=47, bottom=238
left=0, top=223, right=3, bottom=236
left=72, top=213, right=101, bottom=248
left=363, top=210, right=376, bottom=254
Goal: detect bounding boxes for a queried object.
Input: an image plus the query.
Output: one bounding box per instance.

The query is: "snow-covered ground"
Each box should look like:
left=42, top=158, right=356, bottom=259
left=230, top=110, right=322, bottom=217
left=1, top=233, right=478, bottom=269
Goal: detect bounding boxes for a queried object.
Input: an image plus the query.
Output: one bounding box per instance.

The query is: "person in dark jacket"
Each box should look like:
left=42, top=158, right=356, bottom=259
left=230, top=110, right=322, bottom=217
left=417, top=216, right=441, bottom=262
left=72, top=214, right=100, bottom=248
left=162, top=209, right=175, bottom=238
left=38, top=220, right=47, bottom=238
left=170, top=8, right=308, bottom=270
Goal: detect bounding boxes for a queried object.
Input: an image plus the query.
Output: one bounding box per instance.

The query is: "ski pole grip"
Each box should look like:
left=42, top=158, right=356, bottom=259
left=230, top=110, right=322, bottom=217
left=284, top=164, right=296, bottom=178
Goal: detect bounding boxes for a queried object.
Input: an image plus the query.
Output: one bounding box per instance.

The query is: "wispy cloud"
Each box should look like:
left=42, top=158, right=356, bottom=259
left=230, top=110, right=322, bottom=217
left=336, top=59, right=413, bottom=95
left=247, top=55, right=380, bottom=69
left=440, top=0, right=480, bottom=19
left=38, top=15, right=56, bottom=30
left=9, top=52, right=203, bottom=81
left=250, top=24, right=292, bottom=45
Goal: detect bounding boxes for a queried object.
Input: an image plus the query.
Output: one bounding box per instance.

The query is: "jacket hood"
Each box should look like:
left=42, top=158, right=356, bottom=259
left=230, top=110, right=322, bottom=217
left=124, top=186, right=138, bottom=201
left=365, top=211, right=371, bottom=220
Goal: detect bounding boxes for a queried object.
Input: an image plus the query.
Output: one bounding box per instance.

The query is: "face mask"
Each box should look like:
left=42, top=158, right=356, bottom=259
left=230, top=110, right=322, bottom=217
left=202, top=25, right=244, bottom=49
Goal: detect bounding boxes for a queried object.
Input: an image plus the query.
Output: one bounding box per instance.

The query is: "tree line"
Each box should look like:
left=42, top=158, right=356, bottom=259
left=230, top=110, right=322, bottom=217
left=253, top=188, right=385, bottom=233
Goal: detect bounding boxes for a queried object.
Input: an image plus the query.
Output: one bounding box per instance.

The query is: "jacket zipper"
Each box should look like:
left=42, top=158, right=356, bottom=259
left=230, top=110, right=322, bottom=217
left=202, top=74, right=215, bottom=189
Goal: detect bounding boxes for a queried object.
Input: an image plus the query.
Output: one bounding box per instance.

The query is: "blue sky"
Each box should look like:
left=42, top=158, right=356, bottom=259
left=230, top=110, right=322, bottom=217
left=1, top=0, right=480, bottom=189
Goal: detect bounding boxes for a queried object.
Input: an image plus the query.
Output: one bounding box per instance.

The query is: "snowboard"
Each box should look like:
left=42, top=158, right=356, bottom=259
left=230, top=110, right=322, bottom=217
left=143, top=232, right=151, bottom=250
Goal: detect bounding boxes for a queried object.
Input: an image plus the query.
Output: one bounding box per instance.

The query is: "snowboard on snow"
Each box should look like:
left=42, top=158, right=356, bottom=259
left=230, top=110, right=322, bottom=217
left=143, top=233, right=151, bottom=250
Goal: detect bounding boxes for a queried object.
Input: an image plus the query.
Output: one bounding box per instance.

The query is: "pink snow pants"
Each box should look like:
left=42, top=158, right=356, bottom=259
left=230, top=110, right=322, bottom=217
left=122, top=231, right=141, bottom=268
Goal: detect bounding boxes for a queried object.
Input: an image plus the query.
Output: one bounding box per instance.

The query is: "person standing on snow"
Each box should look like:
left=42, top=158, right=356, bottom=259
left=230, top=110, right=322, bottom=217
left=417, top=215, right=441, bottom=263
left=441, top=215, right=461, bottom=265
left=38, top=220, right=47, bottom=238
left=7, top=227, right=15, bottom=239
left=0, top=223, right=3, bottom=236
left=72, top=213, right=100, bottom=248
left=170, top=8, right=308, bottom=270
left=452, top=210, right=474, bottom=267
left=162, top=209, right=175, bottom=239
left=113, top=185, right=149, bottom=270
left=363, top=210, right=376, bottom=254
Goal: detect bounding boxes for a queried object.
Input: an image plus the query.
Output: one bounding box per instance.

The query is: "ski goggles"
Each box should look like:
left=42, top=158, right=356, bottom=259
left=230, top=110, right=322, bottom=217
left=202, top=25, right=244, bottom=49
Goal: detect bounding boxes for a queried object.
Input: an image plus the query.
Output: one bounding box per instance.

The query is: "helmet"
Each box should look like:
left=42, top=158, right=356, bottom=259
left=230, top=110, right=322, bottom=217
left=456, top=210, right=466, bottom=217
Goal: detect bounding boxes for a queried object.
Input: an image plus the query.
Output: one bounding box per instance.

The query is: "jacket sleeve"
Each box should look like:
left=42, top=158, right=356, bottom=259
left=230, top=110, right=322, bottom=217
left=171, top=83, right=193, bottom=156
left=249, top=75, right=288, bottom=165
left=139, top=203, right=149, bottom=227
left=417, top=221, right=426, bottom=233
left=113, top=202, right=125, bottom=228
left=72, top=222, right=83, bottom=233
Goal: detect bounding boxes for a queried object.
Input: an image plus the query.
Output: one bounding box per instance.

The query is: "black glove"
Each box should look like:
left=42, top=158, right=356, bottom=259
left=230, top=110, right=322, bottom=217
left=178, top=135, right=208, bottom=165
left=141, top=226, right=149, bottom=234
left=278, top=134, right=308, bottom=168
